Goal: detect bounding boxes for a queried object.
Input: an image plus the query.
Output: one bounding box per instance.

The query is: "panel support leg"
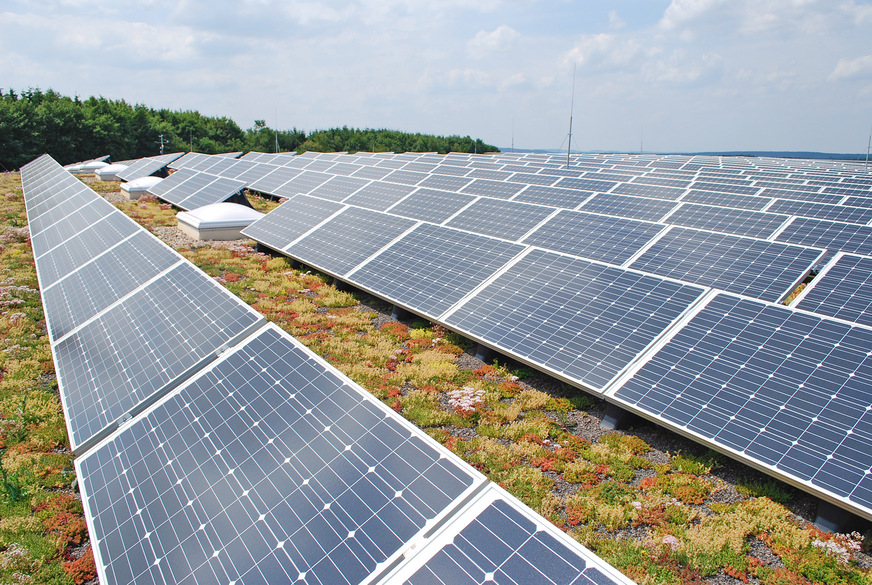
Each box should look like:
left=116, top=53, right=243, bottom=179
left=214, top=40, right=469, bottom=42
left=391, top=305, right=412, bottom=321
left=474, top=344, right=495, bottom=363
left=814, top=500, right=857, bottom=533
left=255, top=243, right=280, bottom=258
left=601, top=403, right=631, bottom=430
left=333, top=279, right=351, bottom=292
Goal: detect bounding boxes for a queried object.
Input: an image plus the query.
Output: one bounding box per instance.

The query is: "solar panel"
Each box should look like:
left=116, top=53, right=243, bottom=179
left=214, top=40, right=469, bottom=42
left=383, top=485, right=632, bottom=585
left=767, top=199, right=872, bottom=225
left=523, top=209, right=665, bottom=265
left=445, top=198, right=555, bottom=241
left=157, top=172, right=216, bottom=207
left=664, top=203, right=789, bottom=239
left=349, top=224, right=524, bottom=317
left=417, top=174, right=474, bottom=191
left=146, top=169, right=198, bottom=198
left=628, top=227, right=823, bottom=302
left=467, top=169, right=513, bottom=181
left=384, top=170, right=429, bottom=185
left=240, top=195, right=344, bottom=252
left=554, top=177, right=618, bottom=192
left=176, top=177, right=247, bottom=211
left=776, top=217, right=872, bottom=256
left=41, top=232, right=180, bottom=341
left=681, top=190, right=770, bottom=211
left=306, top=176, right=370, bottom=202
left=460, top=178, right=526, bottom=199
left=343, top=182, right=417, bottom=211
left=287, top=207, right=416, bottom=277
left=611, top=292, right=872, bottom=521
left=508, top=173, right=559, bottom=187
left=386, top=188, right=475, bottom=223
left=580, top=193, right=679, bottom=222
left=116, top=158, right=173, bottom=182
left=688, top=181, right=760, bottom=195
left=273, top=171, right=332, bottom=198
left=247, top=167, right=303, bottom=195
left=445, top=248, right=704, bottom=392
left=77, top=325, right=482, bottom=585
left=34, top=212, right=141, bottom=289
left=55, top=261, right=263, bottom=451
left=758, top=188, right=842, bottom=204
left=351, top=166, right=394, bottom=180
left=30, top=198, right=120, bottom=259
left=512, top=185, right=593, bottom=209
left=795, top=254, right=872, bottom=326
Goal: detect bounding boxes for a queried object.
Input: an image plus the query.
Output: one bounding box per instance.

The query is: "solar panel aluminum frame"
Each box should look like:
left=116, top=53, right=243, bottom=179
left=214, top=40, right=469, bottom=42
left=76, top=322, right=488, bottom=585
left=604, top=290, right=872, bottom=523
left=376, top=484, right=635, bottom=585
left=786, top=251, right=846, bottom=308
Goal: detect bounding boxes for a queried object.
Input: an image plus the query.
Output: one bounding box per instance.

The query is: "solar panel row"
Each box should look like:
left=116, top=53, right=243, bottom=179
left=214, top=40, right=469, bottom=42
left=22, top=154, right=631, bottom=585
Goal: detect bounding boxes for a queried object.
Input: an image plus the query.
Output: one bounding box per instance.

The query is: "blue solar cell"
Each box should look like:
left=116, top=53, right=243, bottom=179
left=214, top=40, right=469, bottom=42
left=241, top=195, right=344, bottom=252
left=664, top=203, right=788, bottom=239
left=767, top=199, right=872, bottom=225
left=776, top=217, right=872, bottom=256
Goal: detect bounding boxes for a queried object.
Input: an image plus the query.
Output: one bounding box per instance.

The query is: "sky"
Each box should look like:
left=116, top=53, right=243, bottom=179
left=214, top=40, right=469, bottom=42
left=3, top=0, right=872, bottom=154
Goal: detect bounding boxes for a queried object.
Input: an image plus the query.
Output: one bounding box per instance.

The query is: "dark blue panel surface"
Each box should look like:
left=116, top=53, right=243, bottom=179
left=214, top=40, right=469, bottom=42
left=797, top=254, right=872, bottom=326
left=614, top=293, right=872, bottom=512
left=446, top=249, right=704, bottom=391
left=78, top=327, right=476, bottom=585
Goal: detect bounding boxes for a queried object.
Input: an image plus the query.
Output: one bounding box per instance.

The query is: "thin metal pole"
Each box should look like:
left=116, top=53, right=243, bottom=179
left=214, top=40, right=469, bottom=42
left=567, top=64, right=576, bottom=169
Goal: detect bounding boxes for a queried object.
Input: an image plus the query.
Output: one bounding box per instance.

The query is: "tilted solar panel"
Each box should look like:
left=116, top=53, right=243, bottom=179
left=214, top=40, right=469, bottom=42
left=612, top=292, right=872, bottom=521
left=77, top=325, right=483, bottom=585
left=445, top=249, right=705, bottom=392
left=795, top=253, right=872, bottom=326
left=240, top=195, right=344, bottom=252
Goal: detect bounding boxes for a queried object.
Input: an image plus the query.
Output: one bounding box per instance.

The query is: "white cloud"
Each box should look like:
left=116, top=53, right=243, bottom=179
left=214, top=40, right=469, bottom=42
left=643, top=50, right=724, bottom=86
left=830, top=55, right=872, bottom=80
left=565, top=33, right=647, bottom=70
left=608, top=10, right=625, bottom=30
left=468, top=25, right=520, bottom=54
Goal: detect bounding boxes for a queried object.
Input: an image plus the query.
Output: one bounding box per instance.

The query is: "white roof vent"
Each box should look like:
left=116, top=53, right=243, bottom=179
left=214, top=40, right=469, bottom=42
left=176, top=202, right=264, bottom=240
left=121, top=176, right=163, bottom=199
left=95, top=164, right=129, bottom=181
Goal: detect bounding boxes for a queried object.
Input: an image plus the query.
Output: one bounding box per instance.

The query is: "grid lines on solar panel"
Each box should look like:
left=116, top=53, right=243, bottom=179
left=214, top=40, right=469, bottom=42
left=689, top=181, right=760, bottom=195
left=343, top=182, right=416, bottom=211
left=241, top=195, right=343, bottom=252
left=416, top=174, right=474, bottom=191
left=41, top=232, right=180, bottom=341
left=247, top=167, right=303, bottom=194
left=56, top=262, right=261, bottom=451
left=523, top=209, right=665, bottom=265
left=386, top=188, right=475, bottom=223
left=512, top=185, right=593, bottom=209
left=159, top=172, right=216, bottom=207
left=177, top=177, right=246, bottom=211
left=35, top=212, right=141, bottom=289
left=580, top=193, right=679, bottom=222
left=664, top=203, right=788, bottom=239
left=445, top=248, right=704, bottom=391
left=776, top=218, right=872, bottom=257
left=613, top=293, right=872, bottom=515
left=508, top=173, right=559, bottom=186
left=553, top=177, right=618, bottom=192
left=767, top=199, right=872, bottom=224
left=27, top=188, right=96, bottom=235
left=823, top=186, right=872, bottom=196
left=398, top=491, right=628, bottom=585
left=351, top=166, right=394, bottom=180
left=681, top=190, right=770, bottom=211
left=117, top=159, right=168, bottom=182
left=147, top=168, right=198, bottom=198
left=758, top=188, right=842, bottom=204
left=77, top=325, right=478, bottom=585
left=796, top=254, right=872, bottom=326
left=307, top=176, right=369, bottom=202
left=843, top=197, right=872, bottom=209
left=628, top=227, right=822, bottom=302
left=287, top=207, right=416, bottom=277
left=349, top=224, right=524, bottom=316
left=31, top=197, right=120, bottom=259
left=445, top=198, right=555, bottom=241
left=631, top=176, right=691, bottom=188
left=459, top=178, right=525, bottom=199
left=272, top=171, right=331, bottom=198
left=234, top=163, right=279, bottom=185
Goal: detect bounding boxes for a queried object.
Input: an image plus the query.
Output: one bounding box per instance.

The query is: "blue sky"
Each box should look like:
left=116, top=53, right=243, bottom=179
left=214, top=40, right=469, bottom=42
left=3, top=0, right=872, bottom=153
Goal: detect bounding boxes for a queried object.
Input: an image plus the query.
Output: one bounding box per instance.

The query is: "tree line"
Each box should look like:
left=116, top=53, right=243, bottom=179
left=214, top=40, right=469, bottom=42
left=0, top=88, right=499, bottom=171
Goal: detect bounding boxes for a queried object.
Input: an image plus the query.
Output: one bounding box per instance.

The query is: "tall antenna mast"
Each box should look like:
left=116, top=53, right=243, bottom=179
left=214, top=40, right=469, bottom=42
left=157, top=134, right=165, bottom=155
left=567, top=63, right=577, bottom=169
left=275, top=107, right=280, bottom=154
left=866, top=124, right=871, bottom=171
left=640, top=124, right=644, bottom=154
